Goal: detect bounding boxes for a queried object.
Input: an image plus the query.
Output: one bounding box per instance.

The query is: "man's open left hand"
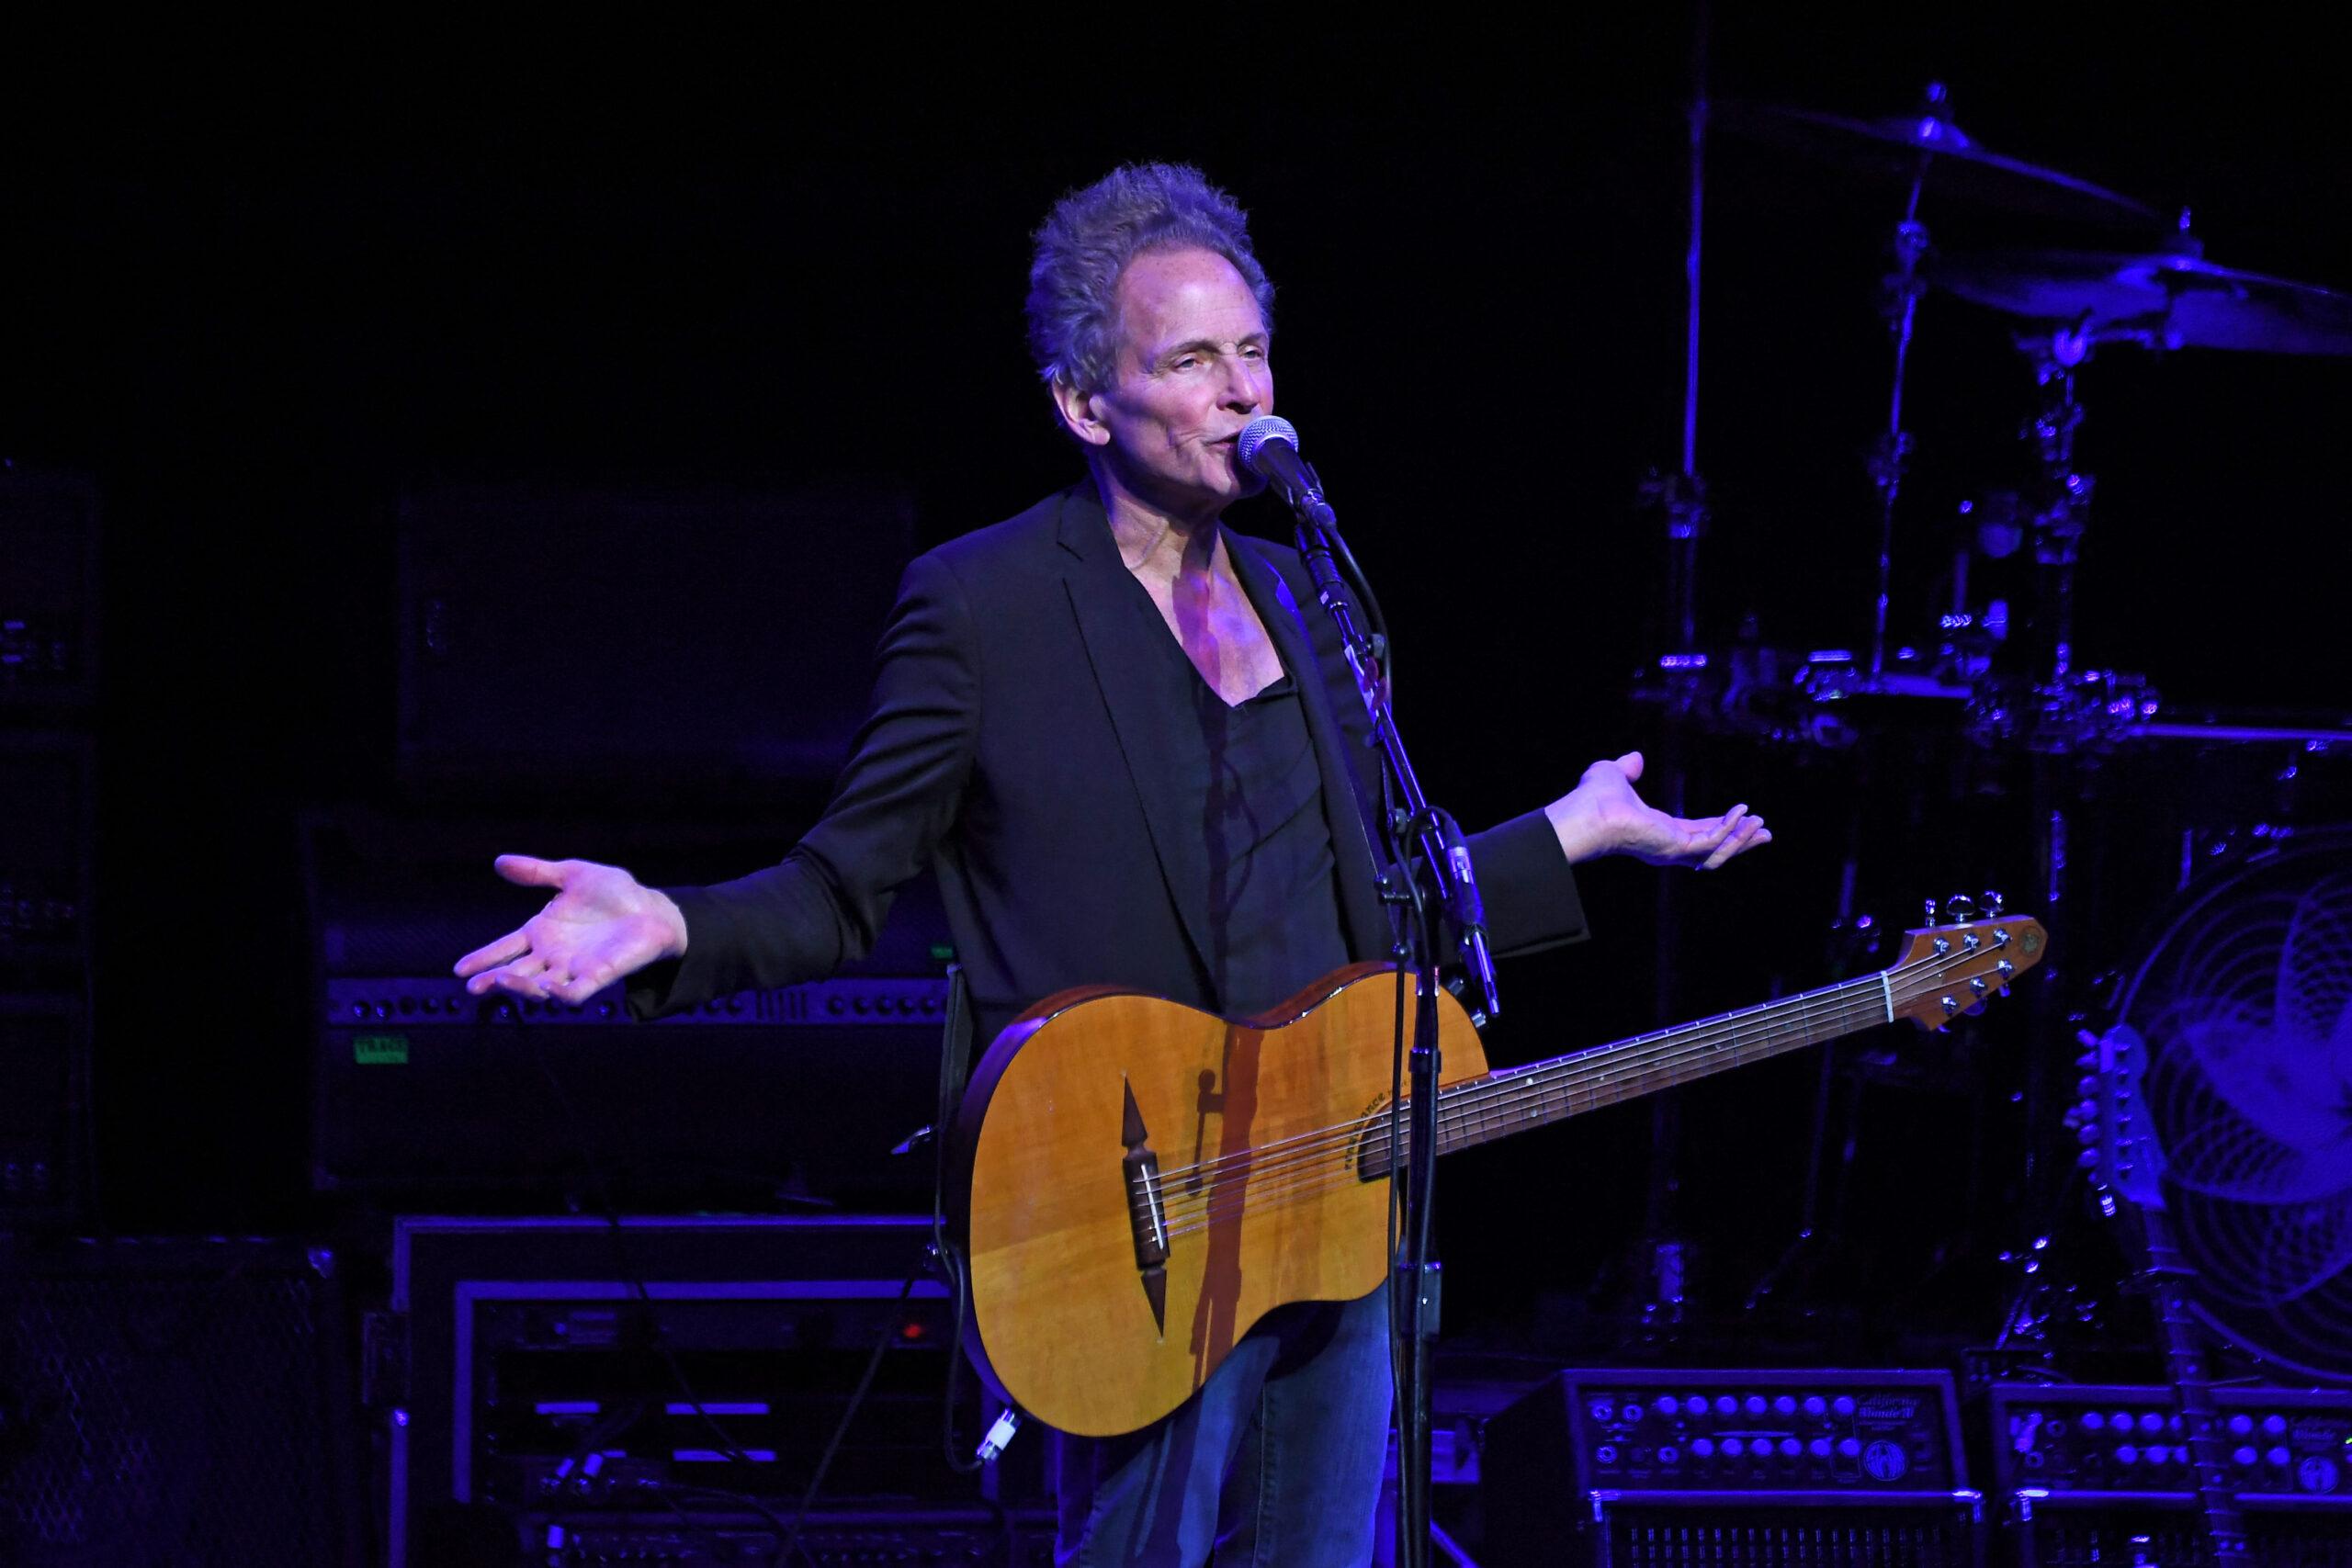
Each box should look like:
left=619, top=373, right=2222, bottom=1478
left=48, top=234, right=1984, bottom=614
left=1544, top=750, right=1771, bottom=870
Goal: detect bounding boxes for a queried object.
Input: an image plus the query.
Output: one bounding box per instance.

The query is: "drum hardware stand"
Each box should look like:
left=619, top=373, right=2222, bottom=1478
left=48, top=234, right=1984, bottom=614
left=1739, top=1037, right=1858, bottom=1320
left=1625, top=5, right=1716, bottom=1350
left=1661, top=2, right=1712, bottom=659
left=1631, top=0, right=1712, bottom=668
left=1640, top=468, right=1709, bottom=660
left=1745, top=891, right=2012, bottom=1325
left=2007, top=326, right=2131, bottom=1224
left=1865, top=82, right=1949, bottom=687
left=1741, top=801, right=1876, bottom=1320
left=2021, top=327, right=2097, bottom=697
left=1630, top=947, right=1693, bottom=1348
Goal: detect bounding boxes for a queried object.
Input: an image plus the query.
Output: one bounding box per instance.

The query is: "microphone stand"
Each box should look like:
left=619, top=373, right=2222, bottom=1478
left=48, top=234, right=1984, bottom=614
left=1266, top=459, right=1498, bottom=1568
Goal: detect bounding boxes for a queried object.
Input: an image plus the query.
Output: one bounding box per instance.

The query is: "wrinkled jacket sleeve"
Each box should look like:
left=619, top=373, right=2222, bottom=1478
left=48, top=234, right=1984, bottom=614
left=1459, top=808, right=1588, bottom=958
left=625, top=550, right=979, bottom=1019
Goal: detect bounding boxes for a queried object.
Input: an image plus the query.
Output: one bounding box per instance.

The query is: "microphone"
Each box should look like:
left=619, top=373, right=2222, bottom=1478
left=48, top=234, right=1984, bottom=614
left=1236, top=415, right=1336, bottom=530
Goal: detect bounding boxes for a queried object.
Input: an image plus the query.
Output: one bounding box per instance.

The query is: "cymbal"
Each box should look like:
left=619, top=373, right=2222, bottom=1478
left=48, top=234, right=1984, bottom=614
left=1932, top=246, right=2352, bottom=355
left=1714, top=99, right=2160, bottom=227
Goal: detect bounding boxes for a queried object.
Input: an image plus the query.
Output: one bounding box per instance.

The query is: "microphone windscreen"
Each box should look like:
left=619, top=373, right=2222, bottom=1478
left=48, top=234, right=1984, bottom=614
left=1236, top=414, right=1301, bottom=476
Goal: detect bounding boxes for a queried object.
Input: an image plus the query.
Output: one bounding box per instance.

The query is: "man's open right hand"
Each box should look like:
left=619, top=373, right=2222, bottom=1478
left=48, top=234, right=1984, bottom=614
left=452, top=855, right=689, bottom=1005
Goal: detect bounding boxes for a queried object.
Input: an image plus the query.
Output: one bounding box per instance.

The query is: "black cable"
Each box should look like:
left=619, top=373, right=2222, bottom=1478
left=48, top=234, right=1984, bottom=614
left=934, top=1241, right=986, bottom=1475
left=520, top=1001, right=969, bottom=1566
left=774, top=1272, right=922, bottom=1566
left=928, top=965, right=988, bottom=1477
left=1314, top=498, right=1392, bottom=689
left=518, top=1015, right=803, bottom=1563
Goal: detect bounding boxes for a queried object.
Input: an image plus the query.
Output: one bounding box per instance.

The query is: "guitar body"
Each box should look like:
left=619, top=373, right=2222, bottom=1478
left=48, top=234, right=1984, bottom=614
left=953, top=964, right=1487, bottom=1438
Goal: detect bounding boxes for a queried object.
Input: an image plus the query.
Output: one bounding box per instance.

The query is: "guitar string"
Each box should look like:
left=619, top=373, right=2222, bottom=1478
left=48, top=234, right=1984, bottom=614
left=1131, top=942, right=2000, bottom=1203
left=1142, top=953, right=1971, bottom=1225
left=1156, top=974, right=1956, bottom=1242
left=1156, top=987, right=1883, bottom=1218
left=1137, top=944, right=1992, bottom=1198
left=1140, top=949, right=2004, bottom=1238
left=1214, top=942, right=2009, bottom=1222
left=1156, top=994, right=1903, bottom=1242
left=1138, top=931, right=2004, bottom=1203
left=1204, top=949, right=1995, bottom=1209
left=1157, top=988, right=1900, bottom=1239
left=1136, top=974, right=1878, bottom=1201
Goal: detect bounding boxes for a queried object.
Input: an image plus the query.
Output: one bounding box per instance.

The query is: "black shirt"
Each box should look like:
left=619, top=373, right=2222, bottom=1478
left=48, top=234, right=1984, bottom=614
left=1125, top=583, right=1353, bottom=1017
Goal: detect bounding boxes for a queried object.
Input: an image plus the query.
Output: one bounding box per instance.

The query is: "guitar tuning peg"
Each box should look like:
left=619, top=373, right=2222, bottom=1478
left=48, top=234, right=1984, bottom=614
left=2078, top=1147, right=2102, bottom=1171
left=1924, top=897, right=1939, bottom=924
left=1943, top=893, right=1979, bottom=922
left=2075, top=1051, right=2099, bottom=1071
left=1983, top=888, right=2006, bottom=917
left=2077, top=1076, right=2099, bottom=1099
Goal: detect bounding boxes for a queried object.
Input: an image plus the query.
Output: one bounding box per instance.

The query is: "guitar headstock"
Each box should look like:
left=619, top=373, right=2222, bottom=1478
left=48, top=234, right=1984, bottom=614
left=2079, top=1023, right=2168, bottom=1211
left=1884, top=914, right=2048, bottom=1031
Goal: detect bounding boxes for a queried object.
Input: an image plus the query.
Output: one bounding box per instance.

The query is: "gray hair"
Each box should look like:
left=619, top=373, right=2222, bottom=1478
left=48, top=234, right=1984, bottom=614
left=1025, top=163, right=1276, bottom=396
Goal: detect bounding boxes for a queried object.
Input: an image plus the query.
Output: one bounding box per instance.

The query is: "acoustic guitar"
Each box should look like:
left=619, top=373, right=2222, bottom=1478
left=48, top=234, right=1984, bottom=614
left=954, top=914, right=2044, bottom=1437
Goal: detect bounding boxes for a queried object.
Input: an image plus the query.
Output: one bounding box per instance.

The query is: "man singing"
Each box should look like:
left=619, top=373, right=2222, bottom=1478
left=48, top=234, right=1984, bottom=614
left=456, top=162, right=1767, bottom=1566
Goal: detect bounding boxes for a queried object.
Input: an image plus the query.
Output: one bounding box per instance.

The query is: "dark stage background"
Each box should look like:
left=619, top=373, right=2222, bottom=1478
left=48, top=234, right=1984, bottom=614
left=6, top=16, right=2345, bottom=1360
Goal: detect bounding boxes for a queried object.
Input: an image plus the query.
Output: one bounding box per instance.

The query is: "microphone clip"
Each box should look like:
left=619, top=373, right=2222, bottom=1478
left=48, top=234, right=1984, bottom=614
left=1274, top=457, right=1340, bottom=535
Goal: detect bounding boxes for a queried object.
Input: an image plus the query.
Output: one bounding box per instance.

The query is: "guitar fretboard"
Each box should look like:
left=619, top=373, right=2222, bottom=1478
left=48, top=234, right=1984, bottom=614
left=1359, top=972, right=1893, bottom=1179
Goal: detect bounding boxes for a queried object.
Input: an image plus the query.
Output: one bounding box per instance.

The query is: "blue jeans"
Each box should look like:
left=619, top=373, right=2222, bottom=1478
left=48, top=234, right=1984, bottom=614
left=1052, top=1282, right=1392, bottom=1567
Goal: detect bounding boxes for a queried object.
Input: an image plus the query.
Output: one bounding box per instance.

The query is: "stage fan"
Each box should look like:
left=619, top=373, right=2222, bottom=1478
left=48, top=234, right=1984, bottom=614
left=2095, top=829, right=2352, bottom=1381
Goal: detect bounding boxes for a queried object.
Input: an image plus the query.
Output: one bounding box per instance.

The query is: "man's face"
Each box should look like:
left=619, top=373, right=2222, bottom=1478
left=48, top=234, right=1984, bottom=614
left=1069, top=246, right=1272, bottom=516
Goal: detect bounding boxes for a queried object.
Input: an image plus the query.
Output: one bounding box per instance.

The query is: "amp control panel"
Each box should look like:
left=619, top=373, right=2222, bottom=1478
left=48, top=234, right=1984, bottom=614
left=1513, top=1368, right=1966, bottom=1494
left=1986, top=1383, right=2352, bottom=1499
left=324, top=975, right=950, bottom=1028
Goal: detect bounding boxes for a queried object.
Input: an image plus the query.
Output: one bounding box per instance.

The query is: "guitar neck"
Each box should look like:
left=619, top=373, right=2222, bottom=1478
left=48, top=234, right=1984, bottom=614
left=2135, top=1205, right=2253, bottom=1564
left=2092, top=1012, right=2247, bottom=1562
left=1362, top=971, right=1894, bottom=1178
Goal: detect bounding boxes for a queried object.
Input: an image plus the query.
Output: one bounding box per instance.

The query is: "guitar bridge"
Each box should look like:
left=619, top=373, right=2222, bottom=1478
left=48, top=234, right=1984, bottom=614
left=1121, top=1077, right=1170, bottom=1335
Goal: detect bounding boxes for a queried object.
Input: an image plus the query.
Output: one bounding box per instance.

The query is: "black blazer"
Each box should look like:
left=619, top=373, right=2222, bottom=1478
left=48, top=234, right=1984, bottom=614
left=629, top=484, right=1587, bottom=1043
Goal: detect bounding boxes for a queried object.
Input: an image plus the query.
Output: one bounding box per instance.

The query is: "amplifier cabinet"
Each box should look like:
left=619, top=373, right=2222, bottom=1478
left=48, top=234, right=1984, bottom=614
left=0, top=732, right=93, bottom=977
left=2005, top=1494, right=2352, bottom=1568
left=382, top=1214, right=1040, bottom=1568
left=0, top=993, right=85, bottom=1222
left=0, top=468, right=98, bottom=711
left=316, top=974, right=953, bottom=1208
left=0, top=1235, right=359, bottom=1567
left=394, top=479, right=911, bottom=798
left=1484, top=1368, right=1979, bottom=1568
left=1988, top=1383, right=2352, bottom=1567
left=306, top=818, right=960, bottom=1211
